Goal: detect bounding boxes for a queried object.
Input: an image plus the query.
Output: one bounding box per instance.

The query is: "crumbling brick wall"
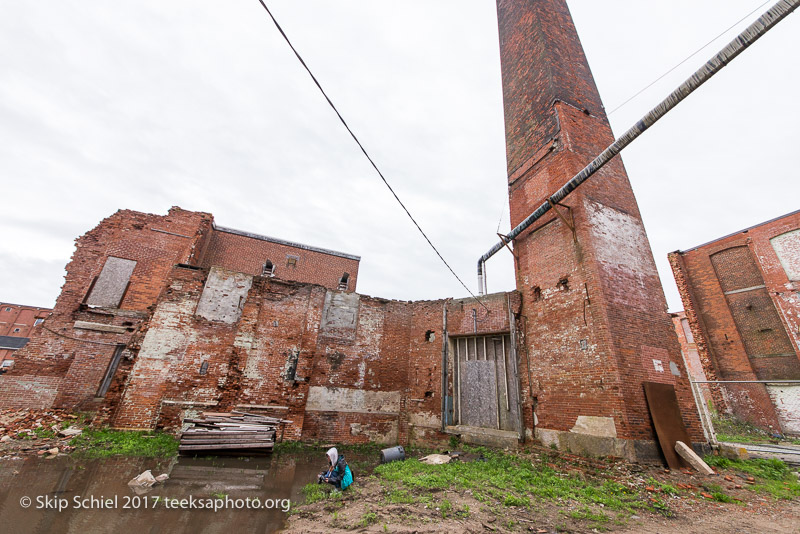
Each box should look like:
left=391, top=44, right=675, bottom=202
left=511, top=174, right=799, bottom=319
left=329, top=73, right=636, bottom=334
left=669, top=209, right=800, bottom=435
left=108, top=256, right=514, bottom=446
left=0, top=207, right=213, bottom=411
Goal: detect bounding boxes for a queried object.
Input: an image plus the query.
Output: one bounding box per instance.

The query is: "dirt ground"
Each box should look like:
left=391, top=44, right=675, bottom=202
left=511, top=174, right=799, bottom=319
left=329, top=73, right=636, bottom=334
left=283, top=450, right=800, bottom=534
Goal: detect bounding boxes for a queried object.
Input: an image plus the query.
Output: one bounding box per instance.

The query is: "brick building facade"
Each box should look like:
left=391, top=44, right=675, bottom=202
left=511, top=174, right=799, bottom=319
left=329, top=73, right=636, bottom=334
left=669, top=210, right=800, bottom=436
left=0, top=0, right=706, bottom=461
left=0, top=302, right=51, bottom=367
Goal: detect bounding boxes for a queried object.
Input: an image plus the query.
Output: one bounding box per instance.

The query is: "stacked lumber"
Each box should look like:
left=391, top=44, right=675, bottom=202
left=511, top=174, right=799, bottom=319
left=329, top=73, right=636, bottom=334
left=179, top=411, right=290, bottom=455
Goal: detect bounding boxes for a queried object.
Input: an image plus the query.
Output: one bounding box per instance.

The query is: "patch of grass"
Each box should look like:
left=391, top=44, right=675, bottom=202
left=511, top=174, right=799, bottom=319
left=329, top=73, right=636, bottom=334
left=568, top=506, right=610, bottom=522
left=359, top=508, right=378, bottom=527
left=302, top=483, right=329, bottom=505
left=704, top=456, right=800, bottom=500
left=70, top=428, right=178, bottom=458
left=646, top=477, right=679, bottom=495
left=647, top=497, right=674, bottom=518
left=704, top=456, right=791, bottom=481
left=448, top=435, right=460, bottom=449
left=502, top=492, right=530, bottom=507
left=438, top=498, right=452, bottom=518
left=385, top=489, right=416, bottom=504
left=712, top=414, right=792, bottom=444
left=33, top=425, right=57, bottom=439
left=374, top=447, right=647, bottom=516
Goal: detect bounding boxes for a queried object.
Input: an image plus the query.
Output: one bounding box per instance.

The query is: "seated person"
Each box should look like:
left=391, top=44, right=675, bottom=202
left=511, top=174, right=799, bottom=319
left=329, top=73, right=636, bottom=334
left=317, top=447, right=351, bottom=489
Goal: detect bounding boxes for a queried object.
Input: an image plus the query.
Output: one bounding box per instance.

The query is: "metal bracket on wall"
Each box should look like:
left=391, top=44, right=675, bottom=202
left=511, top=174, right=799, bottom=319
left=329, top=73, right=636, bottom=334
left=547, top=199, right=576, bottom=242
left=496, top=233, right=519, bottom=270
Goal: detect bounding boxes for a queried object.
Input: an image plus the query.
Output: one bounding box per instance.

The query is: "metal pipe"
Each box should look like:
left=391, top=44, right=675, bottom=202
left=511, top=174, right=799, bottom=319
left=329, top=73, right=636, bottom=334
left=501, top=335, right=509, bottom=411
left=456, top=338, right=462, bottom=424
left=477, top=0, right=799, bottom=286
left=690, top=380, right=800, bottom=384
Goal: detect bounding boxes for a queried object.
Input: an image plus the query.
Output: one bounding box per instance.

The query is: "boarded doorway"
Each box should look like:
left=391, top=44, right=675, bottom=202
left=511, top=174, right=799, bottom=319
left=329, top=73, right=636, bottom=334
left=452, top=334, right=520, bottom=433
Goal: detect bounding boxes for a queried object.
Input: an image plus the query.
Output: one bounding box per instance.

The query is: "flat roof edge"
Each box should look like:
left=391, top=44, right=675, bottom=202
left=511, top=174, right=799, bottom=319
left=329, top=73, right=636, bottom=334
left=677, top=208, right=800, bottom=254
left=213, top=224, right=361, bottom=262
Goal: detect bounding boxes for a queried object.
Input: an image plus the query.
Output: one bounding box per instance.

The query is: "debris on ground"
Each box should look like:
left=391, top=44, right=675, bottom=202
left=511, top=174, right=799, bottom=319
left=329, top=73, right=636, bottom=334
left=419, top=453, right=451, bottom=465
left=0, top=409, right=89, bottom=455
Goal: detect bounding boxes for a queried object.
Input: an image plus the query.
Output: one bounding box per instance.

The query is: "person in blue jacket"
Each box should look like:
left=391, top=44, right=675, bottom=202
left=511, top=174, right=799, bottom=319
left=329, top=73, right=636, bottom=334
left=317, top=447, right=352, bottom=489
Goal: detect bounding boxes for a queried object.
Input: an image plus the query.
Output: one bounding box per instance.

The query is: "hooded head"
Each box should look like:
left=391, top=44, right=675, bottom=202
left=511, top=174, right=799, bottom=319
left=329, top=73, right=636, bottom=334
left=326, top=447, right=338, bottom=467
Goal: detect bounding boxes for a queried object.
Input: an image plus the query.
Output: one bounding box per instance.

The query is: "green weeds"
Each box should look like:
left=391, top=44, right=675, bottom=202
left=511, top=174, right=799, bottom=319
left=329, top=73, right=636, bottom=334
left=70, top=428, right=178, bottom=458
left=705, top=456, right=800, bottom=500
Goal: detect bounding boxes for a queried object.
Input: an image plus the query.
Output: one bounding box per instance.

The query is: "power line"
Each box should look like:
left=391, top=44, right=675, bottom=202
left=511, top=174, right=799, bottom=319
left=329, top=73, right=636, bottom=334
left=254, top=0, right=489, bottom=311
left=607, top=0, right=772, bottom=116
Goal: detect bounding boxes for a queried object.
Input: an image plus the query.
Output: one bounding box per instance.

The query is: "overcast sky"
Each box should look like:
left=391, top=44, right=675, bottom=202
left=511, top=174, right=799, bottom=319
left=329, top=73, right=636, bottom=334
left=1, top=0, right=798, bottom=312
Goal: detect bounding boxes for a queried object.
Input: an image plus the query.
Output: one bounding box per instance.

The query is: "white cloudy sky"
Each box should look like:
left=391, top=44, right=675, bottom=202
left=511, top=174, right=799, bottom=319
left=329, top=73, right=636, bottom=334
left=1, top=0, right=798, bottom=311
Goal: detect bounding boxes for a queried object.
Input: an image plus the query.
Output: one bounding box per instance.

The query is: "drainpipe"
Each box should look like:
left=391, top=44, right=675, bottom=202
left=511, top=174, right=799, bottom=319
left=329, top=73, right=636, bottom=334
left=477, top=0, right=799, bottom=286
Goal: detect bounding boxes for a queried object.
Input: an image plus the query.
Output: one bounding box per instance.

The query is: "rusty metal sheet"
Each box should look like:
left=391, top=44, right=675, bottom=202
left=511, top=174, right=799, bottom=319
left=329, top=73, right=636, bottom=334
left=643, top=381, right=692, bottom=469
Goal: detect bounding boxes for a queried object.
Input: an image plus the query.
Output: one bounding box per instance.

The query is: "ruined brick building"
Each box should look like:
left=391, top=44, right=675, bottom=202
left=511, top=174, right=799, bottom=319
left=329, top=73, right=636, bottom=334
left=0, top=302, right=51, bottom=368
left=670, top=210, right=800, bottom=436
left=0, top=0, right=706, bottom=461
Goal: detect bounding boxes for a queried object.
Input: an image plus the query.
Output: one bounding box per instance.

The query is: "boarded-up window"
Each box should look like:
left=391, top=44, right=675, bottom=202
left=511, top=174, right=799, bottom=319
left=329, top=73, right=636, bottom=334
left=770, top=229, right=800, bottom=281
left=86, top=257, right=137, bottom=308
left=711, top=246, right=797, bottom=378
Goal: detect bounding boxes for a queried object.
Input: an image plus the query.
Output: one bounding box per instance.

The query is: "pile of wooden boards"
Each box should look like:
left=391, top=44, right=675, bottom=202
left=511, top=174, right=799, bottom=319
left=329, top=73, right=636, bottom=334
left=179, top=411, right=290, bottom=455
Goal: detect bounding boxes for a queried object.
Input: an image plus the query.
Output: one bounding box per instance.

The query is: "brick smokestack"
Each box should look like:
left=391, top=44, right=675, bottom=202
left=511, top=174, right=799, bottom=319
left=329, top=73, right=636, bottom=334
left=497, top=0, right=705, bottom=458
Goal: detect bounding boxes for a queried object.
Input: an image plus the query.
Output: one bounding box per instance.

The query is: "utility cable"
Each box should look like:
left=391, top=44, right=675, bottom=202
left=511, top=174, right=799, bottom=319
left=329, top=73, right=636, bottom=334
left=254, top=0, right=489, bottom=311
left=607, top=0, right=772, bottom=116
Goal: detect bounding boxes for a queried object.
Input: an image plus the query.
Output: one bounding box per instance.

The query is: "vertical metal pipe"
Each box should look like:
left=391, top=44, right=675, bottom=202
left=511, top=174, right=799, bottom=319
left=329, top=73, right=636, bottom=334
left=441, top=304, right=448, bottom=431
left=456, top=338, right=461, bottom=425
left=502, top=336, right=509, bottom=411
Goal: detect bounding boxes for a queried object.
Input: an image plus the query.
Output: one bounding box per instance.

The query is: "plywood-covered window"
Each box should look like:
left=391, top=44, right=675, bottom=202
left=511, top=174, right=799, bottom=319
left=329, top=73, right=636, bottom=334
left=86, top=257, right=137, bottom=308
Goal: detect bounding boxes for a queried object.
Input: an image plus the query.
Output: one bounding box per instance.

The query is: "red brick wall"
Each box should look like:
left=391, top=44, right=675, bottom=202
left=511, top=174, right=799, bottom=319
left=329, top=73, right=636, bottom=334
left=497, top=0, right=703, bottom=448
left=669, top=210, right=800, bottom=434
left=199, top=228, right=359, bottom=292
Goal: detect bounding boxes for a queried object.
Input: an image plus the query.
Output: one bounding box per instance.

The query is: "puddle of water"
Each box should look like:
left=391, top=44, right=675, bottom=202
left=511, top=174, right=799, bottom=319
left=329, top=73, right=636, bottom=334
left=0, top=450, right=376, bottom=534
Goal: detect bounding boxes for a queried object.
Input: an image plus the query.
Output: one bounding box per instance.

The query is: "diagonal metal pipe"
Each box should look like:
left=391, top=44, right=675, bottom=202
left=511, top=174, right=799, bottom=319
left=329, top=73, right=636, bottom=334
left=477, top=0, right=799, bottom=294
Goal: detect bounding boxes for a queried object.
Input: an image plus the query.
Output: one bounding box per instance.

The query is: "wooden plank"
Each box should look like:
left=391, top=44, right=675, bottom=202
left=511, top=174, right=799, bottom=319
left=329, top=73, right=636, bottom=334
left=181, top=432, right=275, bottom=439
left=642, top=382, right=692, bottom=469
left=179, top=442, right=274, bottom=451
left=180, top=439, right=274, bottom=446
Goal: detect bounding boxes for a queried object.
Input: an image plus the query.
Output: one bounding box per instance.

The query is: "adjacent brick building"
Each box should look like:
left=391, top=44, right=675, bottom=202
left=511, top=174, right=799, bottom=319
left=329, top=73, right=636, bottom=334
left=669, top=210, right=800, bottom=436
left=0, top=302, right=51, bottom=368
left=0, top=0, right=706, bottom=461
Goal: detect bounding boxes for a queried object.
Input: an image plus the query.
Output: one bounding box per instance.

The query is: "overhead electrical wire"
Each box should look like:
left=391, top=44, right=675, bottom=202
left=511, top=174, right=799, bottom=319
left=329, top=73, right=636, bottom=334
left=607, top=0, right=772, bottom=116
left=254, top=0, right=489, bottom=312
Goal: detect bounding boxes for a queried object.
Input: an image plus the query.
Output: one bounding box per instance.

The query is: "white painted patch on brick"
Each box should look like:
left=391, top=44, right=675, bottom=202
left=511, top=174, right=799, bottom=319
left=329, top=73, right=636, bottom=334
left=138, top=299, right=198, bottom=360
left=766, top=385, right=800, bottom=435
left=771, top=229, right=800, bottom=281
left=306, top=386, right=401, bottom=414
left=196, top=267, right=253, bottom=324
left=409, top=412, right=441, bottom=429
left=584, top=199, right=658, bottom=309
left=570, top=415, right=617, bottom=438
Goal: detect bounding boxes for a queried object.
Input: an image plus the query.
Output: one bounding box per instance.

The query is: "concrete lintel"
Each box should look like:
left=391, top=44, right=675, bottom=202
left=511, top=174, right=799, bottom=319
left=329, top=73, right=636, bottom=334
left=73, top=321, right=128, bottom=334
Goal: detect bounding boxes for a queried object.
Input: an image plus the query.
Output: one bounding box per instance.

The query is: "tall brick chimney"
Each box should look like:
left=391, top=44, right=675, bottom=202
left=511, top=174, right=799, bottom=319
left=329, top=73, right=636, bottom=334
left=497, top=0, right=705, bottom=459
